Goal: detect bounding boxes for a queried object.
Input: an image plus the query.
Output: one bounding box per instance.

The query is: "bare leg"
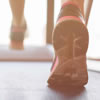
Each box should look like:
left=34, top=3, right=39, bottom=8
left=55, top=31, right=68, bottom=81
left=9, top=0, right=26, bottom=49
left=9, top=0, right=25, bottom=27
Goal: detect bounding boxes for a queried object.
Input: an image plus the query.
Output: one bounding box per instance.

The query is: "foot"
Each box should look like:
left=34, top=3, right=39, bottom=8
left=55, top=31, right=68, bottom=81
left=48, top=1, right=89, bottom=87
left=10, top=18, right=27, bottom=49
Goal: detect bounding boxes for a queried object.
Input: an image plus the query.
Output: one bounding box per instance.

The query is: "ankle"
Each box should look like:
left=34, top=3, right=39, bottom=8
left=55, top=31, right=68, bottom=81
left=12, top=17, right=26, bottom=27
left=61, top=0, right=84, bottom=16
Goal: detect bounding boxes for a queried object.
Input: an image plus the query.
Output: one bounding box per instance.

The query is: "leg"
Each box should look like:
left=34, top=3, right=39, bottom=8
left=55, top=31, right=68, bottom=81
left=9, top=0, right=25, bottom=27
left=9, top=0, right=26, bottom=49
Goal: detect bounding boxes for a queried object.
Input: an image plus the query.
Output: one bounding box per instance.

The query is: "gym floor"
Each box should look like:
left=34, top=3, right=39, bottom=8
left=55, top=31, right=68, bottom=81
left=0, top=61, right=99, bottom=100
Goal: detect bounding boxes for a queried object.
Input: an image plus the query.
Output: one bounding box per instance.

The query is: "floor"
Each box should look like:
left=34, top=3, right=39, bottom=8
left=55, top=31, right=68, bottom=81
left=0, top=61, right=100, bottom=100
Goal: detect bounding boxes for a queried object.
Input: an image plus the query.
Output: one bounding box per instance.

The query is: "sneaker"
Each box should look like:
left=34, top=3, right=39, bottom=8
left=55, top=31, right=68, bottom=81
left=48, top=1, right=89, bottom=87
left=10, top=23, right=27, bottom=49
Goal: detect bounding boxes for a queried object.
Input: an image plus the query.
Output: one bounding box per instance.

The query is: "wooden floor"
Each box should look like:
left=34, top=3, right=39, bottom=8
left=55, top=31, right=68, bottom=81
left=0, top=61, right=100, bottom=100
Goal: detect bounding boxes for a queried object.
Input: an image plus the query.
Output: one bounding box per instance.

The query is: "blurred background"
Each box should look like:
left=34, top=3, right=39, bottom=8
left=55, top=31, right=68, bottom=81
left=0, top=0, right=100, bottom=59
left=0, top=0, right=47, bottom=46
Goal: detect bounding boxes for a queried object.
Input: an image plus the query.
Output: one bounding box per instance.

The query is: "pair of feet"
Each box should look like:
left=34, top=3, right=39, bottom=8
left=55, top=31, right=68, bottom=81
left=10, top=1, right=89, bottom=87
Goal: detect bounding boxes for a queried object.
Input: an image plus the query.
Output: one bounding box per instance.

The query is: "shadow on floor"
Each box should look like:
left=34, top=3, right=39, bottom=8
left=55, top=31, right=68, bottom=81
left=43, top=85, right=88, bottom=100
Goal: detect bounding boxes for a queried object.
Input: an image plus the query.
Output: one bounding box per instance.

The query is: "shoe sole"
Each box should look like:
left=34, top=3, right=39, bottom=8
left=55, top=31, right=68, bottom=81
left=48, top=17, right=89, bottom=87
